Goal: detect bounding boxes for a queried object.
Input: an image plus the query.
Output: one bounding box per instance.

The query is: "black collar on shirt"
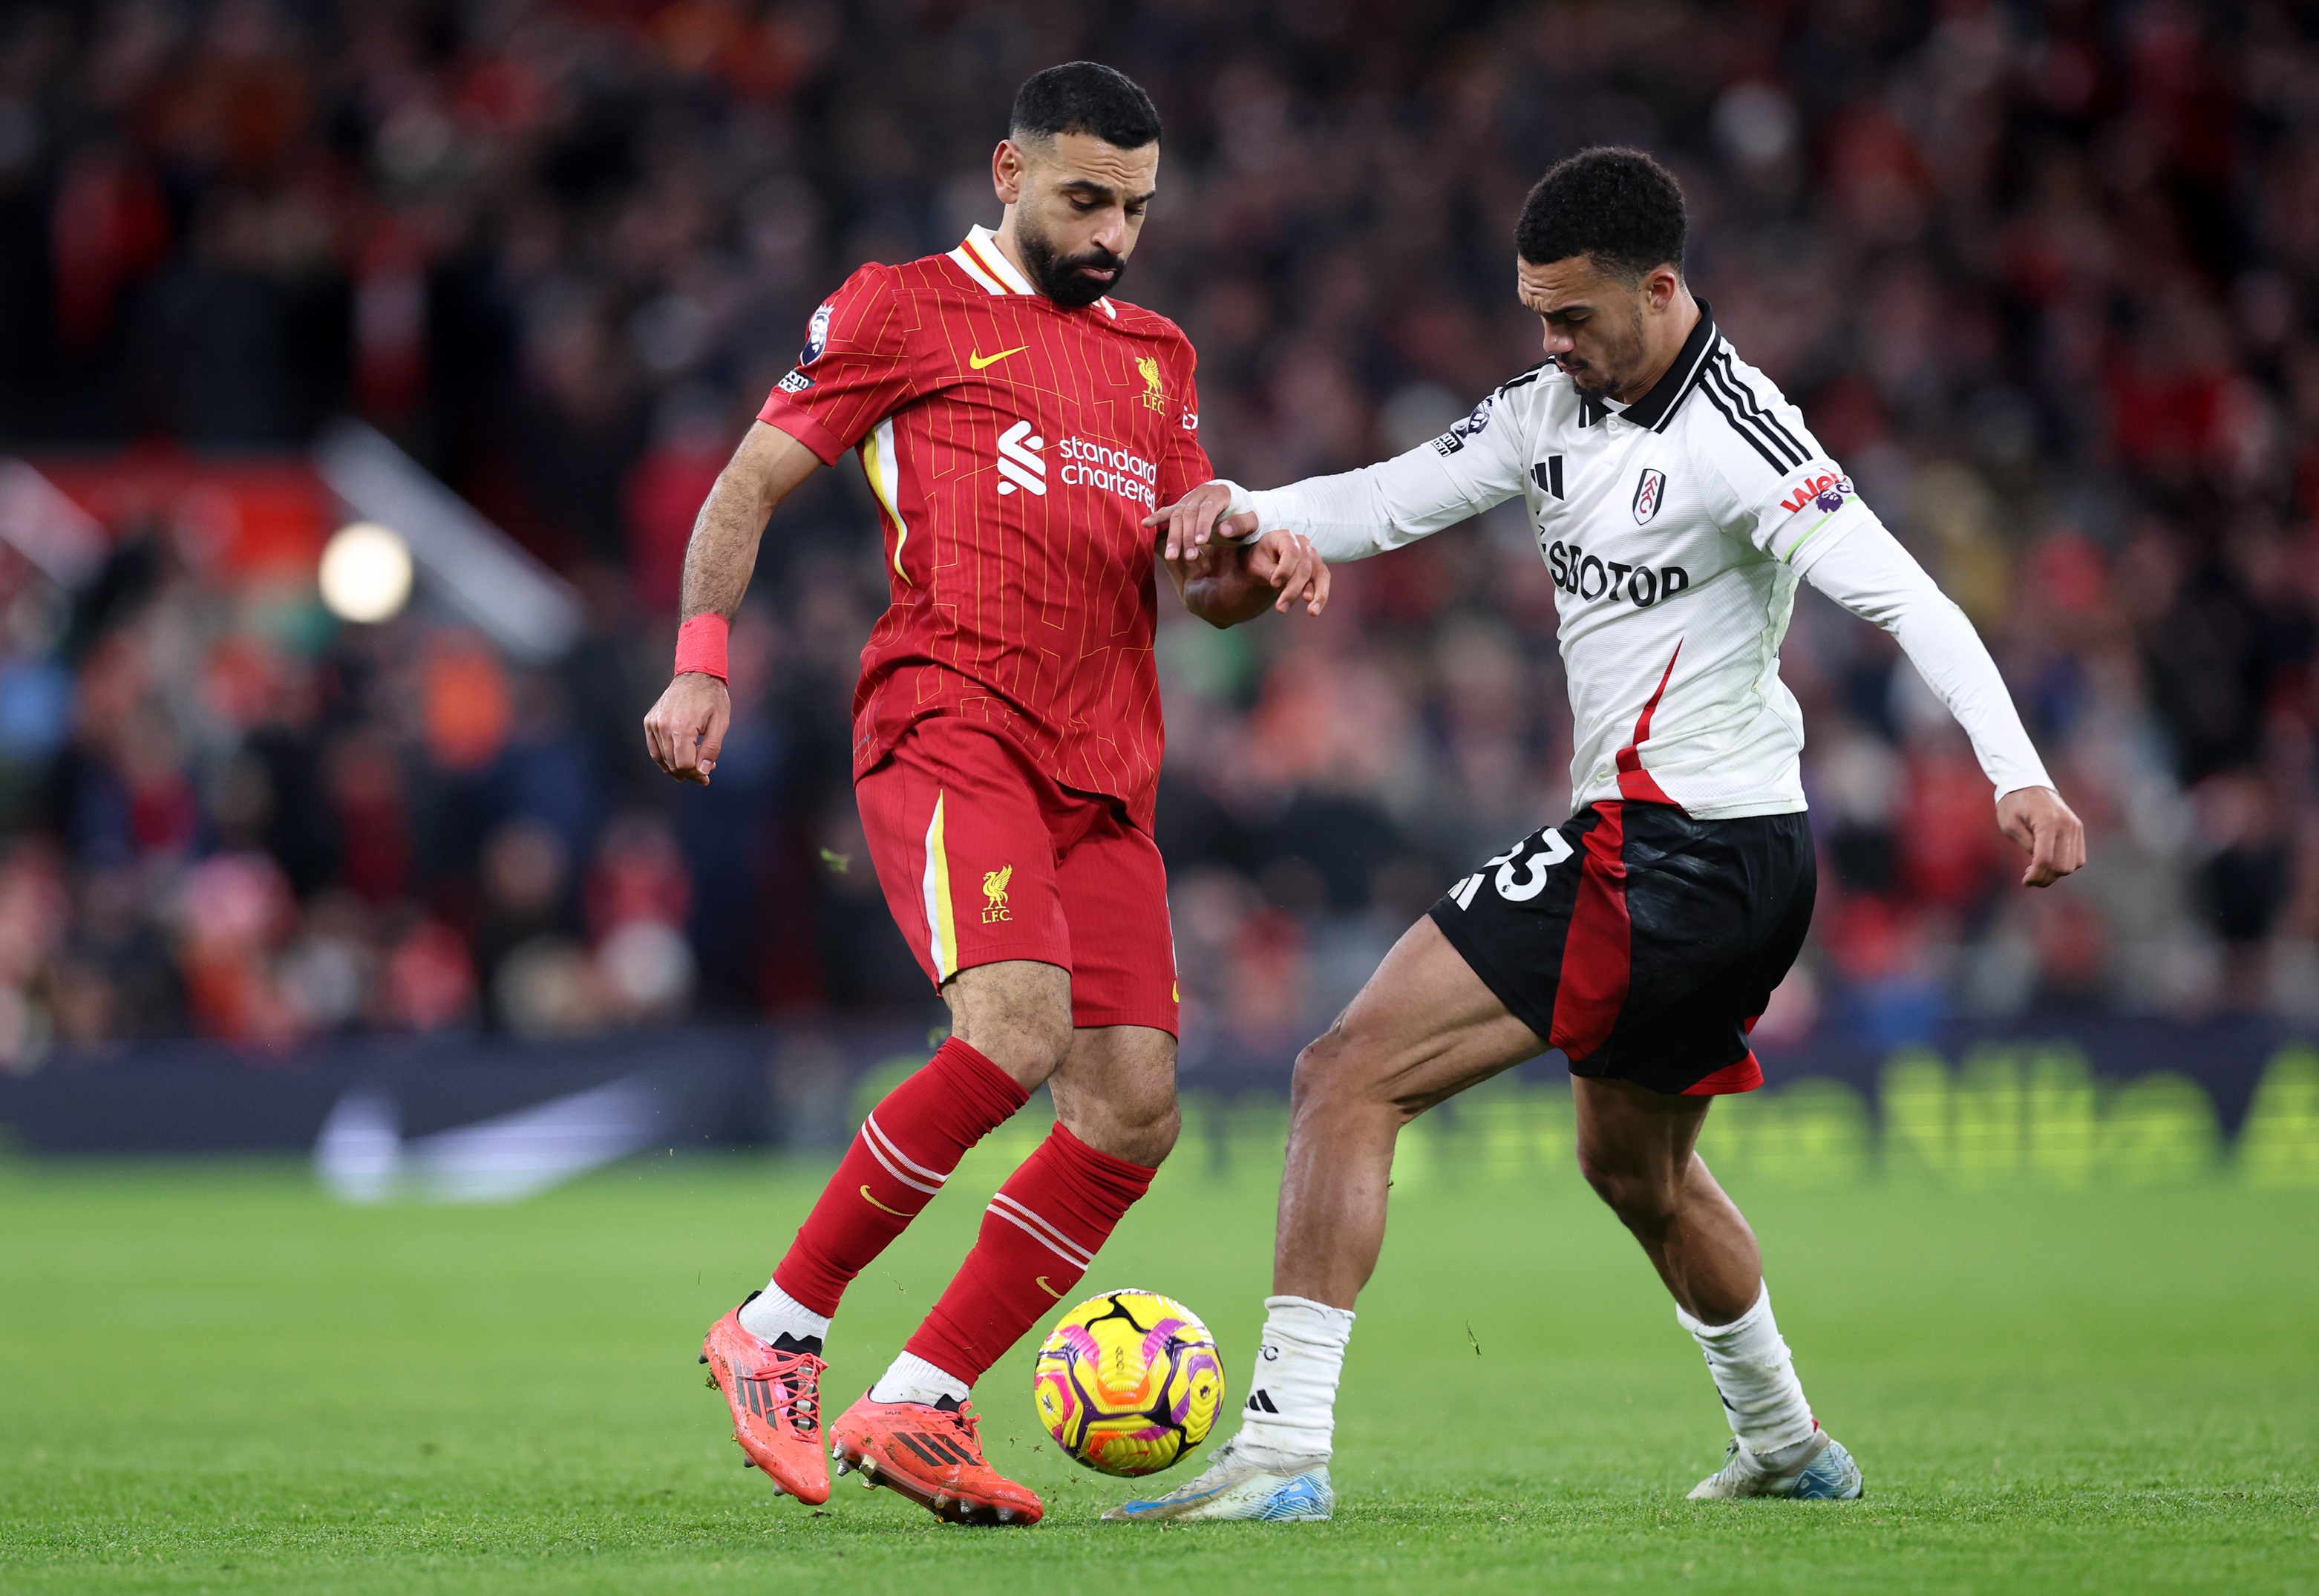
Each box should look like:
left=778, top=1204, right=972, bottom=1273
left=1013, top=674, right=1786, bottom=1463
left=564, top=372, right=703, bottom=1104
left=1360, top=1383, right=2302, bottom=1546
left=1583, top=298, right=1719, bottom=434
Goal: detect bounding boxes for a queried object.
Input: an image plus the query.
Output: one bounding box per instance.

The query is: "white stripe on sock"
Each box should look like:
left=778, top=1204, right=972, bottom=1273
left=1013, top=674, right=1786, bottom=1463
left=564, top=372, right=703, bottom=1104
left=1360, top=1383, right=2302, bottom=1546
left=864, top=1113, right=948, bottom=1185
left=860, top=1114, right=943, bottom=1197
left=986, top=1193, right=1094, bottom=1267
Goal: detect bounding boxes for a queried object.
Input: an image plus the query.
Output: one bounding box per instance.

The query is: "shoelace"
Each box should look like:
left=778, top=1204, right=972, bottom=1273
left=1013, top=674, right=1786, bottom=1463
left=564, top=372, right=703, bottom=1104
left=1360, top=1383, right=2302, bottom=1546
left=932, top=1401, right=985, bottom=1462
left=742, top=1352, right=826, bottom=1433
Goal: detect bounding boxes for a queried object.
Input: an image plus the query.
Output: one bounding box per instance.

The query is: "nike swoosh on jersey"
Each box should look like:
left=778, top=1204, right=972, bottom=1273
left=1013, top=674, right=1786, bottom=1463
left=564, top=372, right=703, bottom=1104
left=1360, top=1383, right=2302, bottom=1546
left=969, top=346, right=1027, bottom=370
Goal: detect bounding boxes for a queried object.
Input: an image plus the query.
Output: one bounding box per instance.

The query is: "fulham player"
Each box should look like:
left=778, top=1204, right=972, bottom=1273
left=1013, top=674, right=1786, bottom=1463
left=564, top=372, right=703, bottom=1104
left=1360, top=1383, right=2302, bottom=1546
left=1120, top=148, right=2085, bottom=1521
left=643, top=63, right=1321, bottom=1526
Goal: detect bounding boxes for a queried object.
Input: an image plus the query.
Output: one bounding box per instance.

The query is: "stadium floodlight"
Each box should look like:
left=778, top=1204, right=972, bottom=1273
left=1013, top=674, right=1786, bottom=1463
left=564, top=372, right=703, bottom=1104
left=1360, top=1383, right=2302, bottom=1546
left=314, top=420, right=582, bottom=661
left=318, top=520, right=414, bottom=623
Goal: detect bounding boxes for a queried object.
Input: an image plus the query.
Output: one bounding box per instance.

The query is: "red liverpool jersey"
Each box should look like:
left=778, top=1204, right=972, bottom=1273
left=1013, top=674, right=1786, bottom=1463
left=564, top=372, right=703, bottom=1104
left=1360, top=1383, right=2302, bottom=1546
left=756, top=225, right=1212, bottom=831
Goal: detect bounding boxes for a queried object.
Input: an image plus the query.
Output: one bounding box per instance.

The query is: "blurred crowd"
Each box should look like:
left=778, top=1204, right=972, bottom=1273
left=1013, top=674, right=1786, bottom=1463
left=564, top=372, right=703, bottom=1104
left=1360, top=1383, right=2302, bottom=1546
left=1, top=0, right=2318, bottom=1065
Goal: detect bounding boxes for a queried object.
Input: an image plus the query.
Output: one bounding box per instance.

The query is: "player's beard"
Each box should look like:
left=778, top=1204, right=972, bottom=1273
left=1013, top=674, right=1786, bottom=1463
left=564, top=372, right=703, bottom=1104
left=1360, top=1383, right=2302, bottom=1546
left=1559, top=304, right=1650, bottom=399
left=1017, top=219, right=1128, bottom=307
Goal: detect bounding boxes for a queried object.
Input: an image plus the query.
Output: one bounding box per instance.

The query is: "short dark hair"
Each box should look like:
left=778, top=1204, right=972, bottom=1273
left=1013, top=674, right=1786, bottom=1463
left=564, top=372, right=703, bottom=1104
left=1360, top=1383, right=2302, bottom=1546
left=1515, top=147, right=1686, bottom=281
left=1010, top=62, right=1162, bottom=149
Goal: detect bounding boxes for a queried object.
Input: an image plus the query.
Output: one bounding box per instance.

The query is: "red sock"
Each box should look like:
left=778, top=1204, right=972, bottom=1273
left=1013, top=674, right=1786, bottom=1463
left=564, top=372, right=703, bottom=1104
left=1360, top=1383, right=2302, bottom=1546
left=771, top=1038, right=1028, bottom=1316
left=904, top=1121, right=1156, bottom=1387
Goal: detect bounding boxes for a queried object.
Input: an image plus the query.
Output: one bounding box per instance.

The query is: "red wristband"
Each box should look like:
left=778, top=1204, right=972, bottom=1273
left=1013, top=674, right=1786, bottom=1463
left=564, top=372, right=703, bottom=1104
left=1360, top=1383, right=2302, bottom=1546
left=673, top=614, right=729, bottom=682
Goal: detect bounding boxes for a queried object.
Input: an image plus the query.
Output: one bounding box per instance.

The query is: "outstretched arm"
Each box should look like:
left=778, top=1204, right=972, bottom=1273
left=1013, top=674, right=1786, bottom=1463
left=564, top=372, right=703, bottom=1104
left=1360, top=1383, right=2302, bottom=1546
left=1160, top=522, right=1329, bottom=627
left=1149, top=384, right=1531, bottom=566
left=1151, top=454, right=1524, bottom=568
left=641, top=421, right=824, bottom=785
left=1797, top=518, right=2086, bottom=887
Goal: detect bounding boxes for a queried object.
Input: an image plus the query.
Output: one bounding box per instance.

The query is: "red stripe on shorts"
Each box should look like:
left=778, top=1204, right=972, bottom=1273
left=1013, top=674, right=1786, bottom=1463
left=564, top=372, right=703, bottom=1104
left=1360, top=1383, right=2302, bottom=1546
left=1548, top=802, right=1632, bottom=1062
left=1683, top=1052, right=1765, bottom=1096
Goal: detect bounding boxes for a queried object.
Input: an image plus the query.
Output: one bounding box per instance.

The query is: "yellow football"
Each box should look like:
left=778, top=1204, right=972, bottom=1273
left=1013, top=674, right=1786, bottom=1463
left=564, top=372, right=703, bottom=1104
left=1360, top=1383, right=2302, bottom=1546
left=1032, top=1289, right=1226, bottom=1476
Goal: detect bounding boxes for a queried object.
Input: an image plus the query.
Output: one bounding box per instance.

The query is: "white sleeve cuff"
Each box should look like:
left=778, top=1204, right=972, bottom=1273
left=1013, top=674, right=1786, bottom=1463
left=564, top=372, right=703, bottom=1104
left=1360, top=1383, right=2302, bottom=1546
left=1201, top=479, right=1257, bottom=538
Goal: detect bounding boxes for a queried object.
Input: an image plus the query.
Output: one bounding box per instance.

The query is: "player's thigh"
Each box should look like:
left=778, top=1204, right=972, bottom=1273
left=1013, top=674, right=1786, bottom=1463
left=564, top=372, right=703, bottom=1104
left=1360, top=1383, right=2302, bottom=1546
left=855, top=718, right=1073, bottom=996
left=1299, top=915, right=1546, bottom=1121
left=1050, top=804, right=1178, bottom=1036
left=1571, top=1073, right=1713, bottom=1192
left=1049, top=1022, right=1178, bottom=1160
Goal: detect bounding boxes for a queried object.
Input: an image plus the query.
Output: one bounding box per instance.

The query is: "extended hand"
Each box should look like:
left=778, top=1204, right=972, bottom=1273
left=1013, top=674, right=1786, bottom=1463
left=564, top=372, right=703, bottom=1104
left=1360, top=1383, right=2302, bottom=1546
left=1248, top=529, right=1329, bottom=615
left=1997, top=786, right=2086, bottom=887
left=643, top=673, right=731, bottom=785
left=1145, top=482, right=1257, bottom=560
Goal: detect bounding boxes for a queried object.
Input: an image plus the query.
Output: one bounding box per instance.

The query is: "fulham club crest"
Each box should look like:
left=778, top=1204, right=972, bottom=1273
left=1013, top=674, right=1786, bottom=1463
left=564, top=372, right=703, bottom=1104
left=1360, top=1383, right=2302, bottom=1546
left=1632, top=467, right=1667, bottom=524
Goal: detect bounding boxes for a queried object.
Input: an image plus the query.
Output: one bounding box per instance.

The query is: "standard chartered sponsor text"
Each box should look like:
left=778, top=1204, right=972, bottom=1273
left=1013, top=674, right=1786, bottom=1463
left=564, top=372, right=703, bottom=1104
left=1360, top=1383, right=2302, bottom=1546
left=1057, top=436, right=1159, bottom=507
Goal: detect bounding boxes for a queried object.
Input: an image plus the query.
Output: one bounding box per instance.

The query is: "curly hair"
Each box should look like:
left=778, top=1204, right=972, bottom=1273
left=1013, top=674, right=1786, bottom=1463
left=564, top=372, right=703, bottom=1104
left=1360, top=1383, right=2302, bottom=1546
left=1515, top=146, right=1687, bottom=281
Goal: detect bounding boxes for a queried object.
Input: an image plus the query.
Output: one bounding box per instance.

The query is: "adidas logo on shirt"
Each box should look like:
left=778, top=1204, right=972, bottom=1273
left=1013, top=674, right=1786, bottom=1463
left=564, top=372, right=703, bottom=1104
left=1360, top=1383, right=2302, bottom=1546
left=995, top=419, right=1046, bottom=496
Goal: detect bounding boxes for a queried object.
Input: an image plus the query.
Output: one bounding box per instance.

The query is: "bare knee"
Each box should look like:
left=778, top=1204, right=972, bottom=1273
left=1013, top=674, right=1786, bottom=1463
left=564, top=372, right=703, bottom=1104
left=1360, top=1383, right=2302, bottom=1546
left=1578, top=1145, right=1683, bottom=1233
left=1084, top=1064, right=1183, bottom=1160
left=1291, top=1027, right=1418, bottom=1128
left=972, top=1019, right=1073, bottom=1088
left=1052, top=1026, right=1179, bottom=1168
left=1290, top=1030, right=1359, bottom=1116
left=1056, top=1095, right=1177, bottom=1169
left=1128, top=1102, right=1181, bottom=1168
left=1288, top=1033, right=1333, bottom=1115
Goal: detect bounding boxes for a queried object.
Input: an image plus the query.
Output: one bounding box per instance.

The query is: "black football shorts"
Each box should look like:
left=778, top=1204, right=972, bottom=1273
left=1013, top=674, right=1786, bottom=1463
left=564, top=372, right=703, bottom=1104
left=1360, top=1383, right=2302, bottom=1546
left=1428, top=799, right=1815, bottom=1096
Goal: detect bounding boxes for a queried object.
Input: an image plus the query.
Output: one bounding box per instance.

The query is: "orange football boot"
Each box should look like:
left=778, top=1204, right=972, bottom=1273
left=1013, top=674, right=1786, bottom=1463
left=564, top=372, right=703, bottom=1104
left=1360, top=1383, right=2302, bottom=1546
left=829, top=1391, right=1043, bottom=1525
left=700, top=1298, right=831, bottom=1504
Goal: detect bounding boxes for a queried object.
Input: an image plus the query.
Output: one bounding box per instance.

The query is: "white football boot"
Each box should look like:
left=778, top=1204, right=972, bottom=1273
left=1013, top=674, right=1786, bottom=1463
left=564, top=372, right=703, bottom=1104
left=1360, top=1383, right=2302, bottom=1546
left=1687, top=1427, right=1862, bottom=1500
left=1101, top=1436, right=1335, bottom=1523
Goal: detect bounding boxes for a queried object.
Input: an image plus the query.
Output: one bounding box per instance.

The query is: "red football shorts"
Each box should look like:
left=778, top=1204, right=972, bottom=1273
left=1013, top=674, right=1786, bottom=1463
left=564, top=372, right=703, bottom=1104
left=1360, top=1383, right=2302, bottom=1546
left=856, top=716, right=1178, bottom=1035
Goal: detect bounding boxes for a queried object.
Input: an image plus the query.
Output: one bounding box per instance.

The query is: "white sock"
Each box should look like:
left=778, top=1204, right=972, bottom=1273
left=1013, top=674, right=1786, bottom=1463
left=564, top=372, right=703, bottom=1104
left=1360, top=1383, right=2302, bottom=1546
left=1675, top=1283, right=1819, bottom=1464
left=1235, top=1295, right=1355, bottom=1461
left=869, top=1350, right=970, bottom=1407
left=736, top=1279, right=830, bottom=1347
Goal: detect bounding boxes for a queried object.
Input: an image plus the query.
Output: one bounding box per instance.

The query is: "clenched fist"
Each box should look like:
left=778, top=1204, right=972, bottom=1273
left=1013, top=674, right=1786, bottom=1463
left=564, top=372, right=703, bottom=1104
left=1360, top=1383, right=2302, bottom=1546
left=1996, top=785, right=2087, bottom=888
left=644, top=672, right=730, bottom=785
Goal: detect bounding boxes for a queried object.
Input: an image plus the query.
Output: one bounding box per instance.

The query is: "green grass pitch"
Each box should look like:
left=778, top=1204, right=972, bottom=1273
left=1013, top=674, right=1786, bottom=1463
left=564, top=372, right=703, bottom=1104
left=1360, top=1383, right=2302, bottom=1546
left=1, top=1130, right=2314, bottom=1594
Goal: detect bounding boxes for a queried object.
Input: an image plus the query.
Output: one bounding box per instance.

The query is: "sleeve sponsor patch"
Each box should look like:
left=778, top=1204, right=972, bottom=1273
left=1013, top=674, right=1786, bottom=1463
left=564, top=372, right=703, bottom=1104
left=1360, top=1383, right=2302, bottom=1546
left=1776, top=469, right=1852, bottom=516
left=777, top=369, right=814, bottom=393
left=1431, top=395, right=1496, bottom=456
left=799, top=301, right=834, bottom=366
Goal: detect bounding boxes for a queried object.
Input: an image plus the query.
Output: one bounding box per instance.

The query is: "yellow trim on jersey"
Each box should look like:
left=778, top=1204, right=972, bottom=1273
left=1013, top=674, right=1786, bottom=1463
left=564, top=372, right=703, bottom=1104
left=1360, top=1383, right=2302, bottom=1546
left=922, top=791, right=958, bottom=982
left=860, top=417, right=911, bottom=583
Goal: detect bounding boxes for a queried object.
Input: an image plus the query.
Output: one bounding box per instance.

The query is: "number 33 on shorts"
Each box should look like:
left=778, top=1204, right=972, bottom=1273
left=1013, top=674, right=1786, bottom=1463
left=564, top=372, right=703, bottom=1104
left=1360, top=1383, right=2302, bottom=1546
left=1448, top=825, right=1574, bottom=908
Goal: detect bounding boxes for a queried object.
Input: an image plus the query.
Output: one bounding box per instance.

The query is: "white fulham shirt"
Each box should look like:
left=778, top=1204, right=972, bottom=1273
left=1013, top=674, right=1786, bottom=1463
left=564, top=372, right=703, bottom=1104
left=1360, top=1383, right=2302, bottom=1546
left=1226, top=302, right=2051, bottom=820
